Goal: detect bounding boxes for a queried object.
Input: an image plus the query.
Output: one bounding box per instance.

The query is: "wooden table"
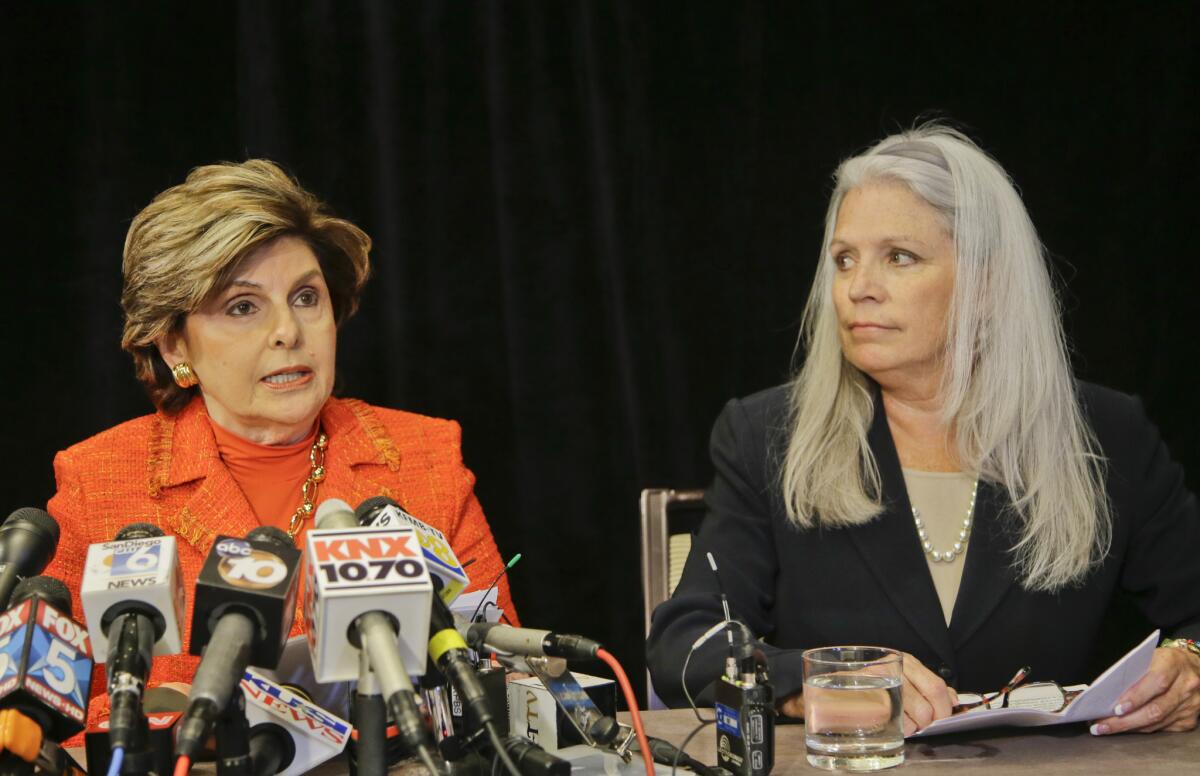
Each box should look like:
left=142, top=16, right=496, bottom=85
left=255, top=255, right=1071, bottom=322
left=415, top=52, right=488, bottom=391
left=68, top=710, right=1200, bottom=774
left=631, top=709, right=1200, bottom=774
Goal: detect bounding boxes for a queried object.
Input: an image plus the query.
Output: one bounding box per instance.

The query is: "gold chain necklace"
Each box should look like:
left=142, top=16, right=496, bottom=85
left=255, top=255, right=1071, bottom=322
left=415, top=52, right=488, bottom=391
left=287, top=431, right=330, bottom=539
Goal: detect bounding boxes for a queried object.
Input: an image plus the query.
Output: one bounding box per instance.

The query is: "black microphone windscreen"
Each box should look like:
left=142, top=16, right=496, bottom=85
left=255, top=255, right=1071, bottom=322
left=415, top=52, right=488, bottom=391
left=354, top=495, right=402, bottom=523
left=246, top=525, right=293, bottom=548
left=11, top=574, right=73, bottom=614
left=115, top=522, right=165, bottom=541
left=280, top=683, right=314, bottom=703
left=5, top=507, right=61, bottom=545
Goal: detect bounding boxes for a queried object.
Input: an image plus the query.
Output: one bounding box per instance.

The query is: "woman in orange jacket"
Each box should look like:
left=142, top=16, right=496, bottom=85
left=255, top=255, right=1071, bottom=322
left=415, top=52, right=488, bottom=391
left=44, top=159, right=517, bottom=734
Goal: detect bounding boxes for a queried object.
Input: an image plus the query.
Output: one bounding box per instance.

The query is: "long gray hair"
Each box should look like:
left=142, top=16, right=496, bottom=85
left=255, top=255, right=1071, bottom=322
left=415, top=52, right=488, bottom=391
left=781, top=124, right=1111, bottom=591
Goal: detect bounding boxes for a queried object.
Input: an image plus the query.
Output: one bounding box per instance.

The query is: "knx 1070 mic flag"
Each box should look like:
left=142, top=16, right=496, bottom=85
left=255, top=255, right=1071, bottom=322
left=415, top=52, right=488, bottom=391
left=304, top=520, right=433, bottom=683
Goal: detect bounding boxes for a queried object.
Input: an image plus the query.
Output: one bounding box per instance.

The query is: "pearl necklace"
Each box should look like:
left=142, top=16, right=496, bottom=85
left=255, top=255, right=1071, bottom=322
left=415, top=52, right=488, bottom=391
left=912, top=479, right=978, bottom=563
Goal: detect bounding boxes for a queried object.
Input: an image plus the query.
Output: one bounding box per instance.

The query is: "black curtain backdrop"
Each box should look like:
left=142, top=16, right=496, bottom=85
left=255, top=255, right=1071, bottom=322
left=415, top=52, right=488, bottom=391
left=3, top=2, right=1196, bottom=703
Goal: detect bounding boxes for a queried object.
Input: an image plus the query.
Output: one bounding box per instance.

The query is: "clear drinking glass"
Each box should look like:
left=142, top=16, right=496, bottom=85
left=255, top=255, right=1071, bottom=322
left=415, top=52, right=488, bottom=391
left=802, top=646, right=904, bottom=771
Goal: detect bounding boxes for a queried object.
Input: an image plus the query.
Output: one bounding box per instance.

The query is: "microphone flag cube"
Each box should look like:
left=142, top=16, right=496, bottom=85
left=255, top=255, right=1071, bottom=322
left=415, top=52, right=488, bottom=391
left=364, top=504, right=469, bottom=604
left=85, top=711, right=181, bottom=775
left=507, top=672, right=618, bottom=753
left=190, top=535, right=302, bottom=669
left=241, top=667, right=351, bottom=776
left=80, top=534, right=185, bottom=662
left=0, top=597, right=95, bottom=740
left=304, top=526, right=433, bottom=682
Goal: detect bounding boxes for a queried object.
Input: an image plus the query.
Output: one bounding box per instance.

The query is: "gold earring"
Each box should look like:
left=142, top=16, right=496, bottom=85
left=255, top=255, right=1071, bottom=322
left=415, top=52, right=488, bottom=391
left=172, top=362, right=199, bottom=388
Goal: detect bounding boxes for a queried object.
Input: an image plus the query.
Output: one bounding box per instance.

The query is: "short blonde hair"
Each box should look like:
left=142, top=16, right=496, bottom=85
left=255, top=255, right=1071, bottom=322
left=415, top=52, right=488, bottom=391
left=121, top=159, right=371, bottom=413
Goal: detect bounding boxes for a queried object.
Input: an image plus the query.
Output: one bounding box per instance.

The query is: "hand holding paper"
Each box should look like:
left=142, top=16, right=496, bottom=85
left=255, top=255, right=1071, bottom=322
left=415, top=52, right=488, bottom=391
left=1090, top=642, right=1200, bottom=735
left=912, top=630, right=1160, bottom=737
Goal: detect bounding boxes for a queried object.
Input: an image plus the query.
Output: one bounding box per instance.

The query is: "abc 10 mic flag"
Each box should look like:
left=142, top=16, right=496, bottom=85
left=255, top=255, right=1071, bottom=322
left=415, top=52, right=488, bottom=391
left=190, top=535, right=301, bottom=668
left=304, top=526, right=433, bottom=683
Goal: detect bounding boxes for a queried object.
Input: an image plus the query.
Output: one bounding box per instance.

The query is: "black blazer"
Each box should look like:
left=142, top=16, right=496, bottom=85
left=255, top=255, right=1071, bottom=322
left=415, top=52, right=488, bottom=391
left=646, top=381, right=1200, bottom=707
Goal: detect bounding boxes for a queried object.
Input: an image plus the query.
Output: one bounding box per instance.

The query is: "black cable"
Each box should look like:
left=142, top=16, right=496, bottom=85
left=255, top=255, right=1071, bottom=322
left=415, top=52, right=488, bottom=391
left=416, top=744, right=445, bottom=776
left=674, top=617, right=762, bottom=776
left=682, top=620, right=740, bottom=723
left=484, top=721, right=522, bottom=776
left=642, top=736, right=721, bottom=776
left=671, top=719, right=714, bottom=776
left=470, top=554, right=521, bottom=623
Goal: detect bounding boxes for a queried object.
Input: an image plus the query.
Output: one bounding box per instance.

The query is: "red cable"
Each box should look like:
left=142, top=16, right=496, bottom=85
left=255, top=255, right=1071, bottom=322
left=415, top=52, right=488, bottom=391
left=596, top=648, right=656, bottom=776
left=173, top=755, right=191, bottom=776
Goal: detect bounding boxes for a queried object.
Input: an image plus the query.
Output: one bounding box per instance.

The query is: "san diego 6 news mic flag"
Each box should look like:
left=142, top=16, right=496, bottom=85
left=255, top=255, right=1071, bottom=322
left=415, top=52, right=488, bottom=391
left=80, top=526, right=185, bottom=663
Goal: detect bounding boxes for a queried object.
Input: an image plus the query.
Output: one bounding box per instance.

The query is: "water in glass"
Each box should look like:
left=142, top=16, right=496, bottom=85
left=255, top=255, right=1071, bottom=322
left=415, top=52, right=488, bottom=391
left=803, top=647, right=904, bottom=771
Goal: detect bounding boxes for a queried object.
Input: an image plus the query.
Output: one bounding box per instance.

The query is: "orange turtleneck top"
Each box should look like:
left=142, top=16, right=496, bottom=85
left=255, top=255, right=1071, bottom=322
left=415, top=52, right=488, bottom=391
left=210, top=420, right=318, bottom=534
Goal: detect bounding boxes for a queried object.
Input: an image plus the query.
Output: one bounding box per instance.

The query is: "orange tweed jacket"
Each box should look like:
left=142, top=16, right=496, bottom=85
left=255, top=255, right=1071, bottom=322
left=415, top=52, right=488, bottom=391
left=45, top=396, right=517, bottom=733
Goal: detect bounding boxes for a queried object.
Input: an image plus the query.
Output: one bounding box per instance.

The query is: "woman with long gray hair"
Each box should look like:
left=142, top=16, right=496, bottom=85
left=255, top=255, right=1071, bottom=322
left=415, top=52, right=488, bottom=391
left=646, top=124, right=1200, bottom=736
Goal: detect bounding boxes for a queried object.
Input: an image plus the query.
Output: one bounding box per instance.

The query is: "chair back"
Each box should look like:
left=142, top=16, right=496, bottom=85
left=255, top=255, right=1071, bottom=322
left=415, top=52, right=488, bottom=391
left=640, top=487, right=706, bottom=708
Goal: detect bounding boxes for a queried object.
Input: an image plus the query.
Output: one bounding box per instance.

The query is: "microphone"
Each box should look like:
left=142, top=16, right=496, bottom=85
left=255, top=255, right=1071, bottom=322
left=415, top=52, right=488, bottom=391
left=0, top=708, right=88, bottom=776
left=427, top=582, right=526, bottom=776
left=459, top=622, right=601, bottom=662
left=490, top=737, right=571, bottom=776
left=79, top=522, right=185, bottom=753
left=0, top=576, right=95, bottom=743
left=305, top=499, right=432, bottom=681
left=240, top=668, right=351, bottom=776
left=305, top=499, right=443, bottom=773
left=362, top=503, right=499, bottom=732
left=175, top=526, right=302, bottom=760
left=350, top=649, right=388, bottom=776
left=353, top=497, right=519, bottom=775
left=0, top=509, right=60, bottom=610
left=427, top=587, right=497, bottom=729
left=355, top=497, right=470, bottom=604
left=84, top=707, right=182, bottom=776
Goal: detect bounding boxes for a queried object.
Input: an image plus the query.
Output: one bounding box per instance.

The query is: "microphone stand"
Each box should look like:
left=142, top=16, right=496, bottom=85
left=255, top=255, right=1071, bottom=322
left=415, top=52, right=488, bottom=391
left=353, top=650, right=387, bottom=776
left=215, top=690, right=251, bottom=776
left=107, top=612, right=157, bottom=775
left=420, top=658, right=460, bottom=760
left=115, top=712, right=154, bottom=775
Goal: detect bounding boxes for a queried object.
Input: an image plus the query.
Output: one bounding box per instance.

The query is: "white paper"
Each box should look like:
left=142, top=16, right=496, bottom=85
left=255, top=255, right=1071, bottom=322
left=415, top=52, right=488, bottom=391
left=262, top=635, right=354, bottom=718
left=451, top=587, right=503, bottom=623
left=911, top=629, right=1159, bottom=737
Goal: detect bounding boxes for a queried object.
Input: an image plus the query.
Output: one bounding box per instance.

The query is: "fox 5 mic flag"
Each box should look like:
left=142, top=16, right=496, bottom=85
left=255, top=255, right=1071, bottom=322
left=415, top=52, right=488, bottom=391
left=0, top=597, right=95, bottom=740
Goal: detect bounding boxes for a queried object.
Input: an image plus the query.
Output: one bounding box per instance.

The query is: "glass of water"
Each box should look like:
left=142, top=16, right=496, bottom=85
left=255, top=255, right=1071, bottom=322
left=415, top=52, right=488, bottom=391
left=802, top=646, right=904, bottom=771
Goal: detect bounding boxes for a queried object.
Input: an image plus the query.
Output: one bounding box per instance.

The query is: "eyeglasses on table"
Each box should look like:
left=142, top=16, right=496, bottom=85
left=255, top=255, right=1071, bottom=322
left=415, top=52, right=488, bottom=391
left=952, top=666, right=1086, bottom=715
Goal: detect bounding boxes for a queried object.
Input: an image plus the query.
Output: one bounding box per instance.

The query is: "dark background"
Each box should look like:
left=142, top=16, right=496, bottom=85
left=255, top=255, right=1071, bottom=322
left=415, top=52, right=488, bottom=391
left=2, top=2, right=1196, bottom=703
